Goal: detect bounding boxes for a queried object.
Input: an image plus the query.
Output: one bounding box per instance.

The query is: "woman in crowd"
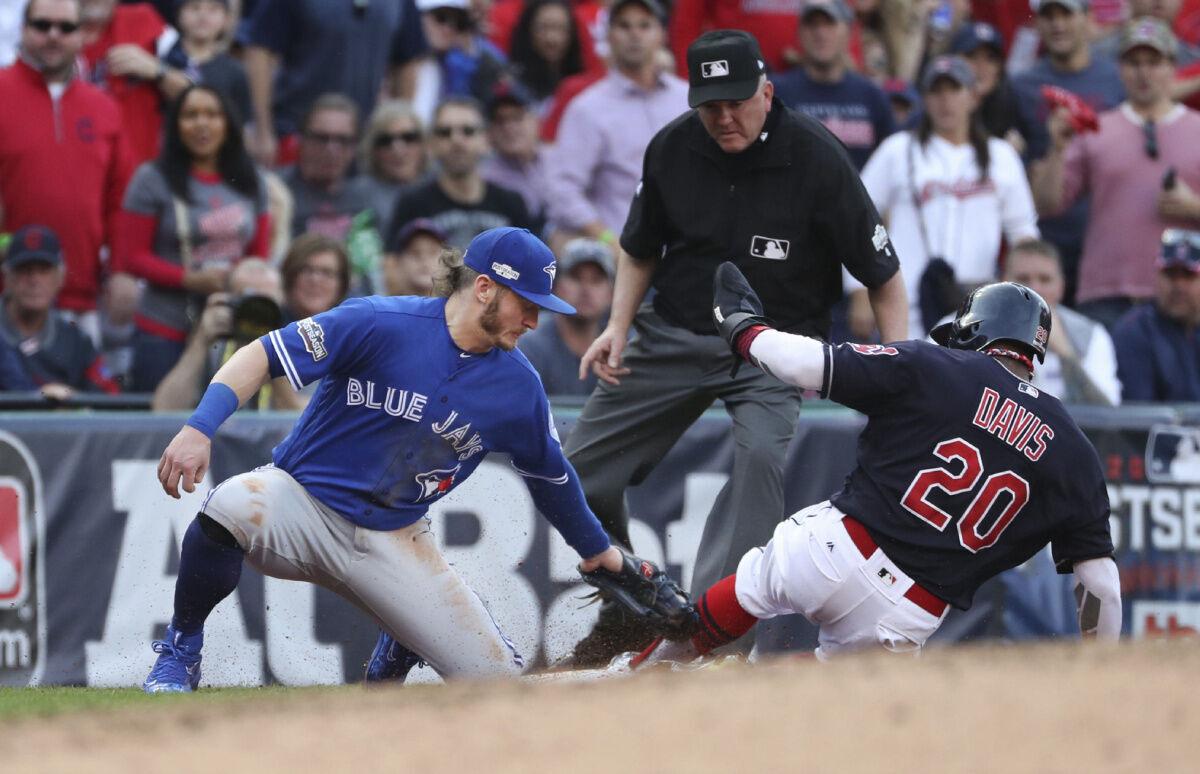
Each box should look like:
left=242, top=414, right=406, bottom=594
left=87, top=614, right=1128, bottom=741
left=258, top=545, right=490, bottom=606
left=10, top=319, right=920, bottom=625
left=117, top=84, right=270, bottom=392
left=356, top=101, right=430, bottom=242
left=849, top=55, right=1038, bottom=340
left=507, top=0, right=584, bottom=112
left=280, top=233, right=351, bottom=324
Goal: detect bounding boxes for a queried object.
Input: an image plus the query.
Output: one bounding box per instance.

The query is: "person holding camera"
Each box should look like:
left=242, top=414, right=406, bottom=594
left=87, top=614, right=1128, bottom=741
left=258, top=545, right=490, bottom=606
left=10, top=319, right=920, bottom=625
left=850, top=55, right=1039, bottom=341
left=117, top=84, right=272, bottom=393
left=151, top=258, right=292, bottom=411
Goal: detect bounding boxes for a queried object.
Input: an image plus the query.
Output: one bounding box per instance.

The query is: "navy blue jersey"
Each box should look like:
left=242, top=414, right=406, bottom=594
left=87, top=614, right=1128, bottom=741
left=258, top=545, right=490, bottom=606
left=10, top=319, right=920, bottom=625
left=820, top=340, right=1113, bottom=609
left=260, top=295, right=571, bottom=531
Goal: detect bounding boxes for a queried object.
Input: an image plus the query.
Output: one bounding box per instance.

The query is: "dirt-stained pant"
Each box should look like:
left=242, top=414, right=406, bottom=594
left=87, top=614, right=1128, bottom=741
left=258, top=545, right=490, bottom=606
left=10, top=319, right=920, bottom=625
left=201, top=465, right=523, bottom=679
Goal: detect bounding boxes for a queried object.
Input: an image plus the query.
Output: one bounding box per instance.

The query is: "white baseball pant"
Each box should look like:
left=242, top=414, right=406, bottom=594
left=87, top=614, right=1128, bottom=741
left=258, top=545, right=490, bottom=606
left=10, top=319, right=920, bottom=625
left=202, top=465, right=523, bottom=679
left=735, top=500, right=949, bottom=660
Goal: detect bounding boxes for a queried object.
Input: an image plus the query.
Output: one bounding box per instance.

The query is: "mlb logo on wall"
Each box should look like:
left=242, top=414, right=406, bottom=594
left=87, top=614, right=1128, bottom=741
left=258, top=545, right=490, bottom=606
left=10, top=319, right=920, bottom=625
left=0, top=431, right=46, bottom=686
left=750, top=236, right=789, bottom=260
left=701, top=60, right=729, bottom=78
left=1145, top=425, right=1200, bottom=484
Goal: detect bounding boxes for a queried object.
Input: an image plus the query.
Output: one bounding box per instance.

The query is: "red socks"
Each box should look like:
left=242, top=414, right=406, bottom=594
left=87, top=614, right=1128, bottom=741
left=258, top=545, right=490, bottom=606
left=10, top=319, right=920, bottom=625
left=691, top=574, right=758, bottom=655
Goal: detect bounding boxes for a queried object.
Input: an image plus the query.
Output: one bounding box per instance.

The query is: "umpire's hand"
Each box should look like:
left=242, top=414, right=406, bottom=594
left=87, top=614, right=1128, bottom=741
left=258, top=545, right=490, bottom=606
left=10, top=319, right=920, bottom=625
left=580, top=324, right=633, bottom=385
left=158, top=426, right=212, bottom=499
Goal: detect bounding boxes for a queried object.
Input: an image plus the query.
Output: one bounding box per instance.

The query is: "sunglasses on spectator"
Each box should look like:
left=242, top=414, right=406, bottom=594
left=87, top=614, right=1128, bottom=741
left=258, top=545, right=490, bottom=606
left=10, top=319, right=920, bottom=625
left=432, top=124, right=482, bottom=139
left=1143, top=119, right=1158, bottom=160
left=305, top=131, right=356, bottom=148
left=1163, top=229, right=1200, bottom=249
left=375, top=131, right=422, bottom=148
left=27, top=18, right=81, bottom=34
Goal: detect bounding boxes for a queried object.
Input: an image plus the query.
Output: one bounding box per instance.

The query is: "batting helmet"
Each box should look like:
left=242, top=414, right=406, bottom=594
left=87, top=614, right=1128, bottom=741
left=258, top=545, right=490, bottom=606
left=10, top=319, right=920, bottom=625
left=929, top=282, right=1052, bottom=362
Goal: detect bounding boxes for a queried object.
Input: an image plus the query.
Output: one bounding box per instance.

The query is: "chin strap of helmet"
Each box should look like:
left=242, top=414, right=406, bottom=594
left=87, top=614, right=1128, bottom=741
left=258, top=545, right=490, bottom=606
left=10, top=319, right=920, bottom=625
left=984, top=346, right=1035, bottom=375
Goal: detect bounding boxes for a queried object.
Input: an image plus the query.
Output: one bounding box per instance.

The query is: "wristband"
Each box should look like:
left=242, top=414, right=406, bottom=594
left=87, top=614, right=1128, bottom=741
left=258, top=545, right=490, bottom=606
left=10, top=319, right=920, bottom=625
left=186, top=382, right=240, bottom=438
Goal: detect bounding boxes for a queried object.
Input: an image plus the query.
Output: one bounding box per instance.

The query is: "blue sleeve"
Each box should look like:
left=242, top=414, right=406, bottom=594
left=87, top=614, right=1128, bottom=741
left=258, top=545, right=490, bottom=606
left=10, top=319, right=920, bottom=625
left=823, top=340, right=917, bottom=414
left=525, top=466, right=611, bottom=558
left=245, top=0, right=295, bottom=53
left=259, top=296, right=377, bottom=390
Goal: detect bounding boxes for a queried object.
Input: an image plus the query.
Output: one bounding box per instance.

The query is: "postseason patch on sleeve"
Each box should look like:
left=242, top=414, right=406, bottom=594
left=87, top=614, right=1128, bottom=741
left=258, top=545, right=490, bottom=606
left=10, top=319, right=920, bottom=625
left=296, top=317, right=328, bottom=361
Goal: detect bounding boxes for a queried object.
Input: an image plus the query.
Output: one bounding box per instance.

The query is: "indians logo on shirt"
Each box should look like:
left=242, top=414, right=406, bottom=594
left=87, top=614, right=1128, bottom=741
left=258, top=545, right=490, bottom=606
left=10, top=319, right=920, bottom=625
left=414, top=464, right=462, bottom=502
left=296, top=318, right=328, bottom=361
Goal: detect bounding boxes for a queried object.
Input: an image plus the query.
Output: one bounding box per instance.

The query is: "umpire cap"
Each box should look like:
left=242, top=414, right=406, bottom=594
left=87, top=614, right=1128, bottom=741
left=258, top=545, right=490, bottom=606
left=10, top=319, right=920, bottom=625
left=686, top=30, right=766, bottom=108
left=930, top=282, right=1052, bottom=362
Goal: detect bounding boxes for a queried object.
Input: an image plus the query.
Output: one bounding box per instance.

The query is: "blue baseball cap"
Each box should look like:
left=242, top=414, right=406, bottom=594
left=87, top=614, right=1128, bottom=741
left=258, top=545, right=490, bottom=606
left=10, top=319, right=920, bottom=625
left=920, top=55, right=976, bottom=93
left=4, top=225, right=63, bottom=269
left=1159, top=229, right=1200, bottom=272
left=951, top=22, right=1005, bottom=56
left=463, top=228, right=576, bottom=314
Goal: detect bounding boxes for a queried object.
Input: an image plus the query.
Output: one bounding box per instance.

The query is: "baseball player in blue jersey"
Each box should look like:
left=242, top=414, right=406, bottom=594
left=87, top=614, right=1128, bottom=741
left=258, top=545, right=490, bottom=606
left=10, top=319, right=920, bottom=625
left=142, top=227, right=626, bottom=692
left=634, top=266, right=1122, bottom=666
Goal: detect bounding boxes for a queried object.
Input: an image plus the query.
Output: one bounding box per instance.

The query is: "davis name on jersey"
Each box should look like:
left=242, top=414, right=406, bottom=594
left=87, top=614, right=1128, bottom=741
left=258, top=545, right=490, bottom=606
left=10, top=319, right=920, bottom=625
left=260, top=296, right=567, bottom=531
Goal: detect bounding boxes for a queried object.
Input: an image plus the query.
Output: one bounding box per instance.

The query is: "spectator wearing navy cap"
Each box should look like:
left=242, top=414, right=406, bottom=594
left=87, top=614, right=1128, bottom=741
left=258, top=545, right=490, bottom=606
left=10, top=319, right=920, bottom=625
left=482, top=83, right=551, bottom=226
left=882, top=78, right=920, bottom=128
left=952, top=22, right=1025, bottom=144
left=0, top=225, right=120, bottom=397
left=384, top=219, right=447, bottom=297
left=518, top=237, right=614, bottom=396
left=1113, top=229, right=1200, bottom=401
left=772, top=0, right=895, bottom=170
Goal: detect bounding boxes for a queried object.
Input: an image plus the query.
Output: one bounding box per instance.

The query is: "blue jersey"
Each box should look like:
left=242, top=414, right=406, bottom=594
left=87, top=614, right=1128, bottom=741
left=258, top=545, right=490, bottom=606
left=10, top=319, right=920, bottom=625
left=819, top=340, right=1114, bottom=609
left=259, top=295, right=602, bottom=551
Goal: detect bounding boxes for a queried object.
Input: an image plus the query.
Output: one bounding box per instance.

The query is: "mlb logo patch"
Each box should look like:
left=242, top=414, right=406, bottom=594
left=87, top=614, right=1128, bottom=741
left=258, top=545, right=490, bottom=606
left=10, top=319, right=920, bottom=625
left=1018, top=381, right=1040, bottom=398
left=0, top=482, right=27, bottom=607
left=701, top=60, right=729, bottom=78
left=750, top=236, right=789, bottom=260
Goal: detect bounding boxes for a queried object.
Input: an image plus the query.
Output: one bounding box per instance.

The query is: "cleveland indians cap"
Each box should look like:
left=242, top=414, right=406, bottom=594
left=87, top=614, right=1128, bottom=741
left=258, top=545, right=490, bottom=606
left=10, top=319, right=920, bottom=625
left=1119, top=16, right=1178, bottom=60
left=4, top=225, right=63, bottom=269
left=951, top=22, right=1004, bottom=56
left=1158, top=229, right=1200, bottom=272
left=463, top=227, right=576, bottom=314
left=919, top=55, right=976, bottom=93
left=686, top=30, right=767, bottom=108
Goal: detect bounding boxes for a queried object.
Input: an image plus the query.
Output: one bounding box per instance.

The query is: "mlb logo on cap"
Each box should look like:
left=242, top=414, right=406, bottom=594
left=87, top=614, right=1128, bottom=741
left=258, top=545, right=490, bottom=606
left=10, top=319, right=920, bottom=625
left=686, top=30, right=767, bottom=108
left=0, top=483, right=28, bottom=607
left=701, top=60, right=729, bottom=78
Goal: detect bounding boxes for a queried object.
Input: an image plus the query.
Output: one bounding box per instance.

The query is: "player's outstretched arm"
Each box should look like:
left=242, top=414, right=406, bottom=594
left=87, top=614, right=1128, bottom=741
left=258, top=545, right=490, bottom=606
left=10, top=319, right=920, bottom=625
left=157, top=341, right=271, bottom=499
left=712, top=262, right=826, bottom=389
left=1072, top=557, right=1122, bottom=640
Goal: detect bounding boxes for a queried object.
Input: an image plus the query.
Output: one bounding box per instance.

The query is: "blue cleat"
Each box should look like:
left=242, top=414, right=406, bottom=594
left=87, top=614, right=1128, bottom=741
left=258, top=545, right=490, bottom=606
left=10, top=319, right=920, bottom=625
left=364, top=630, right=425, bottom=684
left=142, top=625, right=203, bottom=694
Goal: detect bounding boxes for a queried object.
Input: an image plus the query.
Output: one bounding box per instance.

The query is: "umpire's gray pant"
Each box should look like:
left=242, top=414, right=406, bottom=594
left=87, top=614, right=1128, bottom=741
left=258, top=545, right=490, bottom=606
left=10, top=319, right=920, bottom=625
left=564, top=305, right=802, bottom=596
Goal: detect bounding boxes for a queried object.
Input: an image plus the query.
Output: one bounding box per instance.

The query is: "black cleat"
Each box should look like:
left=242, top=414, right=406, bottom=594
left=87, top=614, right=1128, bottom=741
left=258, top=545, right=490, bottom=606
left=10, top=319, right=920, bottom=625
left=712, top=262, right=772, bottom=372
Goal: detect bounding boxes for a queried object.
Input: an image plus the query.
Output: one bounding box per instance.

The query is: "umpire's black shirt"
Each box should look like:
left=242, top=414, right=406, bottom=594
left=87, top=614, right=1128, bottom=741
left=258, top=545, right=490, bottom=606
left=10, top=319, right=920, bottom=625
left=621, top=97, right=900, bottom=337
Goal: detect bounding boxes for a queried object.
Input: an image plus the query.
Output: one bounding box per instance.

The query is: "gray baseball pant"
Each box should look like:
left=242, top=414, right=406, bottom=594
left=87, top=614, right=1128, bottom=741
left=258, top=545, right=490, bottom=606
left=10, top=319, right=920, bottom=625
left=564, top=306, right=802, bottom=596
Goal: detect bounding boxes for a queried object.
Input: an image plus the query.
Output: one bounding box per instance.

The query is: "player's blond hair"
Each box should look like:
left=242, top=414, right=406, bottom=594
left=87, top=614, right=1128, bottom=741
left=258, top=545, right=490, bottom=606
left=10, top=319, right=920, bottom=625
left=433, top=248, right=480, bottom=298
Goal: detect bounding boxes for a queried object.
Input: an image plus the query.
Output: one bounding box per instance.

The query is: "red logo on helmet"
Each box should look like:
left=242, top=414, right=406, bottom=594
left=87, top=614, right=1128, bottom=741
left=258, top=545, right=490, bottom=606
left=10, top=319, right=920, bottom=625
left=0, top=484, right=27, bottom=605
left=639, top=561, right=655, bottom=579
left=1035, top=326, right=1049, bottom=347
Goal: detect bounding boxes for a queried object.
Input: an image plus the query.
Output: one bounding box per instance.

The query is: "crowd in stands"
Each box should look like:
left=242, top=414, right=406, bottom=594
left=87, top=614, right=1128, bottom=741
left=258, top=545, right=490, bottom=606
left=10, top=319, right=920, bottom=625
left=2, top=0, right=1200, bottom=408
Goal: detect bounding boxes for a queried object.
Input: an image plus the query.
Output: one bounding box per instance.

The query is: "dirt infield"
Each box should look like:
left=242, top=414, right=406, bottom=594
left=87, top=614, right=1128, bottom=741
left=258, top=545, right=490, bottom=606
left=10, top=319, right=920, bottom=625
left=2, top=640, right=1195, bottom=774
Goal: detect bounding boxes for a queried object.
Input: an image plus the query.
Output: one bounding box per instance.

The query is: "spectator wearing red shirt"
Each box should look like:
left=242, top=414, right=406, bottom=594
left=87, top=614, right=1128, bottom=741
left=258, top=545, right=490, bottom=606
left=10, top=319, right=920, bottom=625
left=0, top=0, right=133, bottom=333
left=671, top=0, right=804, bottom=76
left=79, top=0, right=192, bottom=165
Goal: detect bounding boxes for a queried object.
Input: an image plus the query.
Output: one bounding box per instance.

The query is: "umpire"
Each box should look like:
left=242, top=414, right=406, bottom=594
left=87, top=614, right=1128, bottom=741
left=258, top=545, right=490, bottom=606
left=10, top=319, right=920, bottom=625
left=564, top=29, right=909, bottom=666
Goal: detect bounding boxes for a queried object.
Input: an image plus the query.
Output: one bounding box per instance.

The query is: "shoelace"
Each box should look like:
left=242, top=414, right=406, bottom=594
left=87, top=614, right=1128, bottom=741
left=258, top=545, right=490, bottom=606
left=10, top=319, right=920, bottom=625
left=148, top=639, right=200, bottom=682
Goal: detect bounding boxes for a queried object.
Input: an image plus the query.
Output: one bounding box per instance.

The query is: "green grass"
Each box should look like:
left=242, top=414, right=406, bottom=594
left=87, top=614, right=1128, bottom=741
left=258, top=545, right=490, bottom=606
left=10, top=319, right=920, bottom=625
left=0, top=685, right=335, bottom=720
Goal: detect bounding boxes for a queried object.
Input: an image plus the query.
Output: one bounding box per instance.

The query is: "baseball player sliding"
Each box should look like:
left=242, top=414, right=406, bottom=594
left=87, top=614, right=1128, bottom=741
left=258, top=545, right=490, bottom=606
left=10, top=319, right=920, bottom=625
left=635, top=264, right=1122, bottom=665
left=143, top=227, right=638, bottom=692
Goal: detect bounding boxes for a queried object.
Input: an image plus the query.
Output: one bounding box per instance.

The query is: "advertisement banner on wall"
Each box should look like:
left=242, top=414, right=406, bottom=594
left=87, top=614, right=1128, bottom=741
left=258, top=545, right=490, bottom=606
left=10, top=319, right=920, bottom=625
left=0, top=408, right=1196, bottom=687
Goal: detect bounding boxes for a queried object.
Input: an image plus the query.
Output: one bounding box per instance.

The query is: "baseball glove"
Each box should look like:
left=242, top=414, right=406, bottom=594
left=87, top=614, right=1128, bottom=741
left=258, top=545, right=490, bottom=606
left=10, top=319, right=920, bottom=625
left=580, top=550, right=698, bottom=641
